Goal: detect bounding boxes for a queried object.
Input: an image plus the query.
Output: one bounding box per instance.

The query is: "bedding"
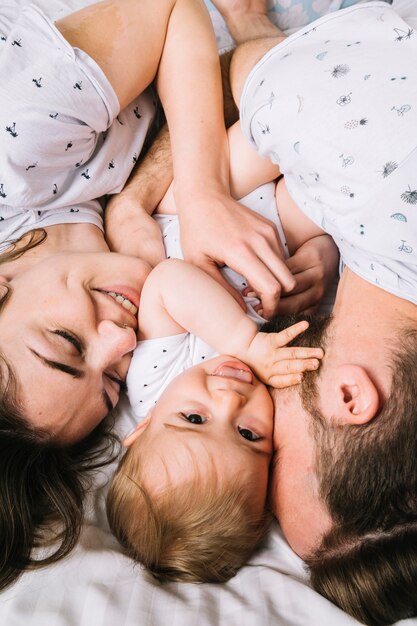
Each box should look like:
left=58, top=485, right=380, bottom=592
left=206, top=0, right=371, bottom=51
left=0, top=1, right=415, bottom=625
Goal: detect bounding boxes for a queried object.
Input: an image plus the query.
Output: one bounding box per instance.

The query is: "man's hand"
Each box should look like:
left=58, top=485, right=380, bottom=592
left=177, top=191, right=296, bottom=319
left=104, top=123, right=172, bottom=266
left=105, top=192, right=166, bottom=268
left=240, top=321, right=324, bottom=388
left=278, top=235, right=340, bottom=315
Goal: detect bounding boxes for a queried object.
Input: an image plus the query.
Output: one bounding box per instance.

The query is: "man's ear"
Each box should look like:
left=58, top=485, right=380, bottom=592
left=123, top=414, right=151, bottom=447
left=332, top=364, right=380, bottom=425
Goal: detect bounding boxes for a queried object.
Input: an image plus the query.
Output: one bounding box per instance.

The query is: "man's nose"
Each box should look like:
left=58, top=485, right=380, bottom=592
left=91, top=320, right=137, bottom=368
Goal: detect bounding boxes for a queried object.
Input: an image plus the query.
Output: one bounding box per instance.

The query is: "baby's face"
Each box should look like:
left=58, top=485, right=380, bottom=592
left=128, top=356, right=274, bottom=513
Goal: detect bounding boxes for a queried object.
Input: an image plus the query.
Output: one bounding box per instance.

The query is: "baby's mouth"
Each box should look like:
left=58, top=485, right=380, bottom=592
left=212, top=361, right=253, bottom=384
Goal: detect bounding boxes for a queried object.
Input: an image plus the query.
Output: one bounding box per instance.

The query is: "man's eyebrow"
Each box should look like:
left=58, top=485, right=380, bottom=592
left=29, top=348, right=114, bottom=413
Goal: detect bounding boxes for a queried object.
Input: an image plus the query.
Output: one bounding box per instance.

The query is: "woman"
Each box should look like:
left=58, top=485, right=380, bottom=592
left=0, top=0, right=290, bottom=591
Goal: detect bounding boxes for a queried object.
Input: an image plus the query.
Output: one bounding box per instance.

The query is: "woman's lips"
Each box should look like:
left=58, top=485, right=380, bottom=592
left=99, top=285, right=140, bottom=309
left=212, top=360, right=253, bottom=384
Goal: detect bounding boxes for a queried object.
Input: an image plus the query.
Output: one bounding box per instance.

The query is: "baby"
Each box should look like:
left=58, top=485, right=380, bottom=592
left=106, top=119, right=338, bottom=584
left=106, top=258, right=323, bottom=583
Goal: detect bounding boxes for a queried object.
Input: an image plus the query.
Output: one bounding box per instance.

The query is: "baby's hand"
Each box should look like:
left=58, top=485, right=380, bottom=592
left=242, top=321, right=324, bottom=388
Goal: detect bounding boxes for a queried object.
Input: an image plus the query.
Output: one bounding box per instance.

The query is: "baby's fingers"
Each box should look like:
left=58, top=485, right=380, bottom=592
left=268, top=373, right=303, bottom=389
left=284, top=346, right=324, bottom=360
left=274, top=320, right=310, bottom=347
left=273, top=357, right=321, bottom=376
left=268, top=359, right=321, bottom=389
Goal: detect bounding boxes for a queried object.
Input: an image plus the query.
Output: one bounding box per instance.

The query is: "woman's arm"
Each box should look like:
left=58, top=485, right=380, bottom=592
left=154, top=0, right=295, bottom=319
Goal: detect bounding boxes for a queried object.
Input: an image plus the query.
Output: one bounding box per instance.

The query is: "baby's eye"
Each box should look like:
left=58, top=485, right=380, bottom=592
left=182, top=413, right=207, bottom=425
left=238, top=426, right=261, bottom=442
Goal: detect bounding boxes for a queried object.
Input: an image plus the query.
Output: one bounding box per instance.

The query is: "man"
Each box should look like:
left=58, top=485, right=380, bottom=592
left=227, top=1, right=417, bottom=624
left=107, top=1, right=417, bottom=623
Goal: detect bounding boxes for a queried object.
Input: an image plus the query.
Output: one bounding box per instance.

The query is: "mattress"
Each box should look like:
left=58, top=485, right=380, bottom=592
left=0, top=1, right=415, bottom=625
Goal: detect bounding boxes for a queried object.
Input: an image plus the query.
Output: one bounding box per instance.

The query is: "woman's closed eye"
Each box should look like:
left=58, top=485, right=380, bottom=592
left=238, top=426, right=262, bottom=442
left=52, top=329, right=84, bottom=355
left=52, top=328, right=126, bottom=393
left=105, top=372, right=127, bottom=393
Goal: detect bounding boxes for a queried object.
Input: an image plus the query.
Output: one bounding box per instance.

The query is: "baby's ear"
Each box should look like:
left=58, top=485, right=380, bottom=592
left=123, top=413, right=151, bottom=447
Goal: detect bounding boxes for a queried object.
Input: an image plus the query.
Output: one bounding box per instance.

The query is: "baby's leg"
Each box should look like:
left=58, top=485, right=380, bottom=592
left=155, top=183, right=176, bottom=215
left=228, top=122, right=280, bottom=199
left=230, top=35, right=285, bottom=108
left=211, top=0, right=285, bottom=104
left=156, top=121, right=280, bottom=215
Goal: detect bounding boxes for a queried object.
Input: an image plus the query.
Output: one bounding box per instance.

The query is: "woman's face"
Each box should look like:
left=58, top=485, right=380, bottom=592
left=0, top=251, right=150, bottom=442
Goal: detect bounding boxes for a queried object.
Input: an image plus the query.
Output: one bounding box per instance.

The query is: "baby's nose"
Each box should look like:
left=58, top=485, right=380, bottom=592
left=214, top=388, right=246, bottom=419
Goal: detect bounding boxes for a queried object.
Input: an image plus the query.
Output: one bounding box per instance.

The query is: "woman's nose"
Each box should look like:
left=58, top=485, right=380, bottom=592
left=92, top=320, right=137, bottom=368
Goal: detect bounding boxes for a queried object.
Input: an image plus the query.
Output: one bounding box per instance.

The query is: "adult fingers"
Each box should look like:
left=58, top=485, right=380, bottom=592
left=284, top=266, right=320, bottom=296
left=197, top=257, right=247, bottom=312
left=252, top=236, right=296, bottom=293
left=230, top=247, right=291, bottom=319
left=278, top=286, right=322, bottom=316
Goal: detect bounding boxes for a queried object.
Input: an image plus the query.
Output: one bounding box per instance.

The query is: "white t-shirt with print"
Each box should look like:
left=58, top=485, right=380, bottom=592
left=0, top=4, right=155, bottom=249
left=240, top=2, right=417, bottom=304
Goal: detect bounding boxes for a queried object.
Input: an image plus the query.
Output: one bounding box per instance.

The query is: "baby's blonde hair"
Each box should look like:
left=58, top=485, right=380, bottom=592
left=106, top=435, right=271, bottom=583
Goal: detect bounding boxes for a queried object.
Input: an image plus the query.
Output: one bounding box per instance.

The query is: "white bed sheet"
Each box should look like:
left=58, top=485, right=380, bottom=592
left=1, top=1, right=416, bottom=624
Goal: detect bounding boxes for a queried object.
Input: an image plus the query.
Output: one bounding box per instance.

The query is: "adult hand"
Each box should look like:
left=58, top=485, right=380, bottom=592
left=278, top=235, right=340, bottom=315
left=178, top=192, right=296, bottom=320
left=105, top=192, right=166, bottom=268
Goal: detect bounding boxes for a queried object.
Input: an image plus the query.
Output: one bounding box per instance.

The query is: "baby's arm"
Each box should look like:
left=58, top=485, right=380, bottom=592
left=157, top=120, right=280, bottom=214
left=138, top=258, right=323, bottom=387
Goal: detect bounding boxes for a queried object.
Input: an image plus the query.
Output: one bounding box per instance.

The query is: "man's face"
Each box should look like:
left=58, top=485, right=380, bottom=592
left=263, top=314, right=334, bottom=557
